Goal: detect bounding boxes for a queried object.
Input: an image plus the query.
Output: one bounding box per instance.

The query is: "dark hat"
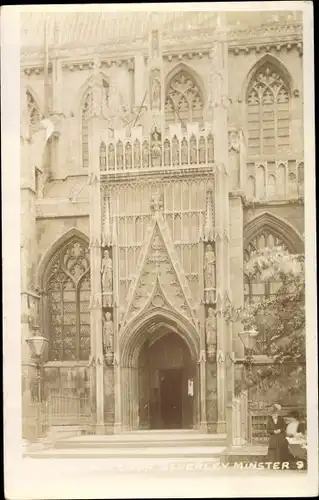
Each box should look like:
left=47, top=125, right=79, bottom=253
left=287, top=410, right=299, bottom=419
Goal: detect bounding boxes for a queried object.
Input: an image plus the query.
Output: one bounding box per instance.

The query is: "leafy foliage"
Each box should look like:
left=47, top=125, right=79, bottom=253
left=229, top=246, right=306, bottom=405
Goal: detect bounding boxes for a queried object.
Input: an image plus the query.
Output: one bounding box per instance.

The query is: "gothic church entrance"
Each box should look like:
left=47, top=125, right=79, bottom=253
left=138, top=332, right=198, bottom=430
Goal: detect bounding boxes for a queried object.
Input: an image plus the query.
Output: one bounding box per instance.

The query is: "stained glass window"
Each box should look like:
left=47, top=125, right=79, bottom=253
left=247, top=64, right=290, bottom=156
left=46, top=238, right=90, bottom=361
left=165, top=70, right=204, bottom=129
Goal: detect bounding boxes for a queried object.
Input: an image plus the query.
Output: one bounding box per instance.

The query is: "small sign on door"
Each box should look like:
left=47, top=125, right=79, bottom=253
left=187, top=379, right=194, bottom=396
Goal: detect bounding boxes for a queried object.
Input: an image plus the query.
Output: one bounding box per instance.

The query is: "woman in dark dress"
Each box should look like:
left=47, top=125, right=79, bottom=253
left=266, top=404, right=293, bottom=463
left=285, top=410, right=307, bottom=469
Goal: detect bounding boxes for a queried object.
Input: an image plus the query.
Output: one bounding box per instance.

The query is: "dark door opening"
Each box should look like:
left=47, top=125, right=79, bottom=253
left=159, top=368, right=183, bottom=429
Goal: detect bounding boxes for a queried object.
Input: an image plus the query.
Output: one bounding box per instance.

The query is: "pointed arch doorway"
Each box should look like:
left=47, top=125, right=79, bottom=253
left=119, top=312, right=200, bottom=431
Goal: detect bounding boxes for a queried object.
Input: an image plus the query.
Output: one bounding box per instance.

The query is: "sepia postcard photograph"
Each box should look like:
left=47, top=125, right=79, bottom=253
left=2, top=2, right=318, bottom=498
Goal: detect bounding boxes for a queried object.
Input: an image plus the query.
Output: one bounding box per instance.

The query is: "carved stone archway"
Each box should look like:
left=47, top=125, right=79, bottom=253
left=119, top=310, right=200, bottom=431
left=244, top=211, right=304, bottom=254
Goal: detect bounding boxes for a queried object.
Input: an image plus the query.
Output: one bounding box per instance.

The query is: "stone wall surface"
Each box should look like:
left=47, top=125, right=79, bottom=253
left=20, top=11, right=305, bottom=434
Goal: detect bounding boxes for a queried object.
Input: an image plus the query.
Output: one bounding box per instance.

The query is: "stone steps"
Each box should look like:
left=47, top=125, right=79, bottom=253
left=54, top=431, right=227, bottom=450
left=25, top=445, right=227, bottom=460
left=25, top=430, right=228, bottom=460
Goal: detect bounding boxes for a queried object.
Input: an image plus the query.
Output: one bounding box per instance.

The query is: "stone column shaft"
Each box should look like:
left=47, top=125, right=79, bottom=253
left=148, top=27, right=164, bottom=133
left=134, top=53, right=146, bottom=106
left=87, top=114, right=104, bottom=431
left=198, top=235, right=207, bottom=431
left=229, top=195, right=245, bottom=358
left=211, top=34, right=229, bottom=433
left=112, top=220, right=122, bottom=433
left=215, top=166, right=226, bottom=430
left=21, top=130, right=40, bottom=409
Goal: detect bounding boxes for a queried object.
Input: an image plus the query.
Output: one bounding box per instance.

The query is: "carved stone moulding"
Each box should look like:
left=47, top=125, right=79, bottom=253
left=23, top=66, right=45, bottom=76
left=229, top=41, right=302, bottom=56
left=62, top=58, right=134, bottom=72
left=163, top=50, right=209, bottom=62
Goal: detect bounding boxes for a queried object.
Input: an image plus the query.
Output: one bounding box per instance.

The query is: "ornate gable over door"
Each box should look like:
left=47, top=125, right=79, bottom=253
left=120, top=211, right=197, bottom=332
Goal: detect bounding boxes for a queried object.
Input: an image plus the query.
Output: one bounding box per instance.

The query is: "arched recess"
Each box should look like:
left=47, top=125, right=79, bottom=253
left=244, top=211, right=304, bottom=255
left=37, top=227, right=90, bottom=287
left=243, top=212, right=304, bottom=346
left=120, top=308, right=200, bottom=367
left=119, top=308, right=200, bottom=430
left=69, top=73, right=110, bottom=169
left=81, top=77, right=109, bottom=168
left=39, top=228, right=91, bottom=362
left=242, top=54, right=293, bottom=157
left=164, top=62, right=205, bottom=129
left=37, top=228, right=91, bottom=362
left=240, top=54, right=294, bottom=103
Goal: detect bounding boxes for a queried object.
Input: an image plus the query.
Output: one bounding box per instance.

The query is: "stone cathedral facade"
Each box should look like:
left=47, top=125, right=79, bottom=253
left=21, top=11, right=304, bottom=435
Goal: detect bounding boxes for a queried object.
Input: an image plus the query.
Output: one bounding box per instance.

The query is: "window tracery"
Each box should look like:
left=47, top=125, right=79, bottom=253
left=244, top=231, right=288, bottom=347
left=247, top=63, right=290, bottom=156
left=165, top=70, right=204, bottom=128
left=45, top=238, right=90, bottom=361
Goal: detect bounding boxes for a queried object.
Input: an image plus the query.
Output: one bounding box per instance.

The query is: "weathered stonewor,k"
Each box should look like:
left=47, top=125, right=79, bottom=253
left=20, top=11, right=304, bottom=440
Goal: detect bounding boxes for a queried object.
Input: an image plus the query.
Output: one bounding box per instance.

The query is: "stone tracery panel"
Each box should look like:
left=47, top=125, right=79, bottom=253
left=45, top=237, right=91, bottom=362
left=104, top=176, right=210, bottom=309
left=165, top=70, right=204, bottom=128
left=246, top=63, right=290, bottom=156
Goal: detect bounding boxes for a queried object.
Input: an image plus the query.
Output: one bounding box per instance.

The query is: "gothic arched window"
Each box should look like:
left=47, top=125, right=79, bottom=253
left=246, top=63, right=290, bottom=156
left=244, top=231, right=290, bottom=347
left=244, top=231, right=287, bottom=305
left=81, top=80, right=109, bottom=168
left=165, top=70, right=204, bottom=129
left=45, top=237, right=91, bottom=361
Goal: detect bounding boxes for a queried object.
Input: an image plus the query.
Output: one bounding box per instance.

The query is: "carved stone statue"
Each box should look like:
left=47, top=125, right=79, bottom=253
left=116, top=142, right=124, bottom=169
left=103, top=311, right=114, bottom=352
left=190, top=138, right=197, bottom=164
left=101, top=250, right=113, bottom=294
left=207, top=135, right=214, bottom=163
left=172, top=137, right=179, bottom=166
left=205, top=307, right=217, bottom=347
left=125, top=143, right=132, bottom=169
left=151, top=142, right=162, bottom=167
left=181, top=139, right=188, bottom=164
left=204, top=244, right=216, bottom=288
left=164, top=140, right=170, bottom=166
left=108, top=144, right=115, bottom=169
left=199, top=137, right=206, bottom=164
left=134, top=140, right=141, bottom=168
left=151, top=70, right=161, bottom=110
left=142, top=142, right=149, bottom=168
